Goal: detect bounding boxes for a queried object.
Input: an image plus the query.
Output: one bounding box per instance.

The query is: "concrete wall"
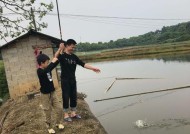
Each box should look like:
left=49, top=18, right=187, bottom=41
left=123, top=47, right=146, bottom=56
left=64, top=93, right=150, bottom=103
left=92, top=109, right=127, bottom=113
left=1, top=35, right=59, bottom=99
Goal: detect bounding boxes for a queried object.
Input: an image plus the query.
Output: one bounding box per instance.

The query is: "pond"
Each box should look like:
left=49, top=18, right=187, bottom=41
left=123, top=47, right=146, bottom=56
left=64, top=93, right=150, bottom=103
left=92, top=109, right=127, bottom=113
left=76, top=54, right=190, bottom=134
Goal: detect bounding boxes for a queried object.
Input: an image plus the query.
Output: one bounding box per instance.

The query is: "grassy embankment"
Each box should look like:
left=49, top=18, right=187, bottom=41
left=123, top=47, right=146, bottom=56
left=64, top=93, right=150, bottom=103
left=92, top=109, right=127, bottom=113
left=0, top=60, right=106, bottom=133
left=0, top=92, right=107, bottom=134
left=77, top=40, right=190, bottom=62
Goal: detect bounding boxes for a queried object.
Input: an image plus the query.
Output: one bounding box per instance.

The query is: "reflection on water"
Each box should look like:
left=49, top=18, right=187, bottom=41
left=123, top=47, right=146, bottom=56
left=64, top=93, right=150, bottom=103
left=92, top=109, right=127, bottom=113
left=149, top=53, right=190, bottom=63
left=76, top=54, right=190, bottom=134
left=96, top=91, right=176, bottom=118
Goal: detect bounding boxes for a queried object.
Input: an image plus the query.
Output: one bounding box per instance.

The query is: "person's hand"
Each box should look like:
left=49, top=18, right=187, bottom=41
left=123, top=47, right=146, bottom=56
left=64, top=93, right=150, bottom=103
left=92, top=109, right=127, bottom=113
left=92, top=68, right=101, bottom=73
left=52, top=57, right=58, bottom=63
left=59, top=43, right=65, bottom=50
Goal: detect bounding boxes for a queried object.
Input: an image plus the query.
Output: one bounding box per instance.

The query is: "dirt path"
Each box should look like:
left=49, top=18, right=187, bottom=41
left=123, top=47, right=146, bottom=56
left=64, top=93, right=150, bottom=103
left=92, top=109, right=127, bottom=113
left=0, top=92, right=107, bottom=134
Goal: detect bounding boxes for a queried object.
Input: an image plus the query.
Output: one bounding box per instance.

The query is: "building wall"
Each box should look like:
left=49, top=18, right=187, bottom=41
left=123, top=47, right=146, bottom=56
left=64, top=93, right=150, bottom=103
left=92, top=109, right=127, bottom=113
left=1, top=35, right=59, bottom=99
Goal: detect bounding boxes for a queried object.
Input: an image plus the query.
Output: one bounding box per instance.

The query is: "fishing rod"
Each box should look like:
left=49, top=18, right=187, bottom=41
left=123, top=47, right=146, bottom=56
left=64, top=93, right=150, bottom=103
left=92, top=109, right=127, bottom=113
left=95, top=85, right=190, bottom=102
left=56, top=0, right=63, bottom=40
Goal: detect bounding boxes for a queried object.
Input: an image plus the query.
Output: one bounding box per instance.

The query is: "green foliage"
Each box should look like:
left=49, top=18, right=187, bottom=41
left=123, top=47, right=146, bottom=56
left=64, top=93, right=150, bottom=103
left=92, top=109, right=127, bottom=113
left=0, top=61, right=9, bottom=102
left=0, top=0, right=54, bottom=41
left=0, top=51, right=2, bottom=60
left=77, top=21, right=190, bottom=52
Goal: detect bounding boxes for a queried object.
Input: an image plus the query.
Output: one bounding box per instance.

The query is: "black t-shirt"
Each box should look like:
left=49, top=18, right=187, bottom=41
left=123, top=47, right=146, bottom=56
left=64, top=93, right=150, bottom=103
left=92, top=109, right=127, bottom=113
left=37, top=61, right=59, bottom=94
left=58, top=52, right=85, bottom=80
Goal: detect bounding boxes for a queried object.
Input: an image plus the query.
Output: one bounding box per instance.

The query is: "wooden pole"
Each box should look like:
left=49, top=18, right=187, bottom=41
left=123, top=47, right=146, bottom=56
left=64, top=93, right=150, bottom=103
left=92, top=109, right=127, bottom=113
left=115, top=78, right=162, bottom=80
left=31, top=8, right=37, bottom=31
left=95, top=85, right=190, bottom=102
left=56, top=0, right=63, bottom=40
left=105, top=77, right=162, bottom=93
left=105, top=79, right=116, bottom=93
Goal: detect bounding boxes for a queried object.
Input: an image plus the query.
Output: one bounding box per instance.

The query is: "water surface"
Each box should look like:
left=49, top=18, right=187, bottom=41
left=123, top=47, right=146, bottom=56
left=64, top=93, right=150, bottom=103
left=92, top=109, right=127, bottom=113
left=76, top=55, right=190, bottom=134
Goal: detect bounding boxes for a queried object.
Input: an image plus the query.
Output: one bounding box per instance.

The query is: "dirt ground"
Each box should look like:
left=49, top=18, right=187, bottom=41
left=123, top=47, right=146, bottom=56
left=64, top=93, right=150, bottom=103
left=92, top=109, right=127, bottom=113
left=0, top=91, right=107, bottom=134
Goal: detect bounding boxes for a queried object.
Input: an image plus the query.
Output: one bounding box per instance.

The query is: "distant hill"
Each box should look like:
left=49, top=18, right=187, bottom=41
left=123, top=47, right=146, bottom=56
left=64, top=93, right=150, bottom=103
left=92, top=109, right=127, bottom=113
left=77, top=21, right=190, bottom=52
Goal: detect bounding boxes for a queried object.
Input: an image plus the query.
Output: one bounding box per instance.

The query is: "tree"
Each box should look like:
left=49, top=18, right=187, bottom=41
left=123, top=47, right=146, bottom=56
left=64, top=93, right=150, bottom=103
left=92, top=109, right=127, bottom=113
left=186, top=22, right=190, bottom=34
left=0, top=60, right=8, bottom=101
left=0, top=0, right=53, bottom=41
left=77, top=22, right=190, bottom=52
left=0, top=51, right=2, bottom=60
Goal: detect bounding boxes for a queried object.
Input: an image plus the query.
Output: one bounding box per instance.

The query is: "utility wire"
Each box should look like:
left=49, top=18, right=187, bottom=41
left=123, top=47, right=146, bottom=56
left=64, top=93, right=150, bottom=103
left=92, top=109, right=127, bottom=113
left=2, top=13, right=188, bottom=28
left=48, top=13, right=190, bottom=21
left=2, top=12, right=190, bottom=21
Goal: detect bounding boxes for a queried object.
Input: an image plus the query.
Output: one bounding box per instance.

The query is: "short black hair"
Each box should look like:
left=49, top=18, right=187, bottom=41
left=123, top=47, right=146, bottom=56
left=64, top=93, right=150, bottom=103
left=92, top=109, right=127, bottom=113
left=65, top=39, right=77, bottom=46
left=37, top=54, right=50, bottom=65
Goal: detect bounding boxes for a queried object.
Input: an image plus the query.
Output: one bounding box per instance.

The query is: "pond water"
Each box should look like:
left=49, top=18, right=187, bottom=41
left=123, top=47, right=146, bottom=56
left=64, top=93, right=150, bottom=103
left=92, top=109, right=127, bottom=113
left=76, top=54, right=190, bottom=134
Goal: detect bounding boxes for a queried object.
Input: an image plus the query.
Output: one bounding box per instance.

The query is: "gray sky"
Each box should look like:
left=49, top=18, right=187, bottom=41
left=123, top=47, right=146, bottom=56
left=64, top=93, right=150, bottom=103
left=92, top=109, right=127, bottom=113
left=41, top=0, right=190, bottom=43
left=1, top=0, right=190, bottom=45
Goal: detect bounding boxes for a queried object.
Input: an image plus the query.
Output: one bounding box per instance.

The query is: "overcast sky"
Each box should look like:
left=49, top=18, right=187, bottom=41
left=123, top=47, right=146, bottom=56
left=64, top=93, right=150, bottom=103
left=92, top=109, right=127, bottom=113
left=1, top=0, right=190, bottom=45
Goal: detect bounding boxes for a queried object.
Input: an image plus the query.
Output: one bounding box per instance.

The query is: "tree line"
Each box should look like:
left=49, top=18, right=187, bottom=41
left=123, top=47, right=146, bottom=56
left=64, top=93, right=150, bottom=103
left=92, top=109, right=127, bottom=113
left=77, top=21, right=190, bottom=52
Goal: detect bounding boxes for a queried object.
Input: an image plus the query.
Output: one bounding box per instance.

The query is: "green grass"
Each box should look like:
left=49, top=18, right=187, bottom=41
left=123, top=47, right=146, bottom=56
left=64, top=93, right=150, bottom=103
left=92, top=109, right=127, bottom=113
left=0, top=60, right=9, bottom=105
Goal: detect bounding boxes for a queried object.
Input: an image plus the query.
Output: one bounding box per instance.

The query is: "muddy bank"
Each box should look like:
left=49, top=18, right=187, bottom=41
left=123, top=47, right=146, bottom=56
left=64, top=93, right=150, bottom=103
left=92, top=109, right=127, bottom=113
left=78, top=41, right=190, bottom=62
left=0, top=91, right=107, bottom=134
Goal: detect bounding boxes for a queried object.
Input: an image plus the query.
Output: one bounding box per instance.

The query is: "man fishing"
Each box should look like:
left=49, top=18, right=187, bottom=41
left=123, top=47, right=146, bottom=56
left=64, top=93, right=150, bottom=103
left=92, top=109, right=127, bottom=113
left=55, top=39, right=100, bottom=122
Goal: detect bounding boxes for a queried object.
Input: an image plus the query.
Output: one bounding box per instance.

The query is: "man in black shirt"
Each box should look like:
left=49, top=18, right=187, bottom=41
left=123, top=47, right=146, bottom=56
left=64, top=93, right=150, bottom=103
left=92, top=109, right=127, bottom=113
left=37, top=54, right=64, bottom=133
left=55, top=39, right=101, bottom=122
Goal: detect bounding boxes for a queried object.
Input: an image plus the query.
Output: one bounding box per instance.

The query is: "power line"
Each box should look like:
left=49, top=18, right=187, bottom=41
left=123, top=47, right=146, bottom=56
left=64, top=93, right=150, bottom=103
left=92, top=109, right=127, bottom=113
left=1, top=12, right=188, bottom=29
left=62, top=15, right=165, bottom=28
left=61, top=15, right=184, bottom=29
left=49, top=13, right=190, bottom=21
left=2, top=12, right=190, bottom=21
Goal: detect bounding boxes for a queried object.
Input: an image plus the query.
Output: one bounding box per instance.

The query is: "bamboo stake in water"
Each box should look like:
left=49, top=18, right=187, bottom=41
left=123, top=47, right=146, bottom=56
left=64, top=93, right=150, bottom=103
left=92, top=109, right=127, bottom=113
left=105, top=77, right=162, bottom=93
left=96, top=85, right=190, bottom=102
left=105, top=79, right=116, bottom=93
left=115, top=77, right=162, bottom=80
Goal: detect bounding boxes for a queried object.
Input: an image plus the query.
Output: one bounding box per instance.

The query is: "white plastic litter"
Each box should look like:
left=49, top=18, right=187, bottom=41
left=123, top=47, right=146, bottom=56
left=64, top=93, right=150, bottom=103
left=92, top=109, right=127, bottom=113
left=48, top=128, right=55, bottom=134
left=57, top=124, right=64, bottom=129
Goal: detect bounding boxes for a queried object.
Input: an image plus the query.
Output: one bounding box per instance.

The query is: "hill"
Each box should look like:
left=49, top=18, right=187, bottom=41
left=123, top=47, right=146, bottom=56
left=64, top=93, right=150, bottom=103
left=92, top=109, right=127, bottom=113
left=77, top=21, right=190, bottom=52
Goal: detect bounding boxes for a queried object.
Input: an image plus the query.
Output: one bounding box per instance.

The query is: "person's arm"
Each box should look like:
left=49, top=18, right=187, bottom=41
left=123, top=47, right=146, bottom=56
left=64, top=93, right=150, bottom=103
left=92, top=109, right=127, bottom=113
left=44, top=58, right=59, bottom=72
left=54, top=48, right=62, bottom=58
left=55, top=43, right=65, bottom=58
left=84, top=64, right=101, bottom=73
left=75, top=55, right=101, bottom=73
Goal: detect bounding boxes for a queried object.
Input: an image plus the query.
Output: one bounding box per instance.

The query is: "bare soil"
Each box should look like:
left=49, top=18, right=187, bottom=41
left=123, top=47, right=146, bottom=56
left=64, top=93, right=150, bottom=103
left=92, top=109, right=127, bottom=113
left=0, top=91, right=107, bottom=134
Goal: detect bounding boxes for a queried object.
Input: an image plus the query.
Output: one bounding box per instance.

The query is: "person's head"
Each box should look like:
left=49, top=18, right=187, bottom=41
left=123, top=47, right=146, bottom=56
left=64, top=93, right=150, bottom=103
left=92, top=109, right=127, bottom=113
left=64, top=39, right=77, bottom=54
left=37, top=54, right=50, bottom=69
